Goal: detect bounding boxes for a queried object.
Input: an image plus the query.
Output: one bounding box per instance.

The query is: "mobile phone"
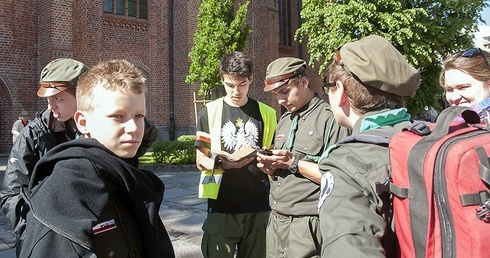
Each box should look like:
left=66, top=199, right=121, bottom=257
left=257, top=148, right=273, bottom=155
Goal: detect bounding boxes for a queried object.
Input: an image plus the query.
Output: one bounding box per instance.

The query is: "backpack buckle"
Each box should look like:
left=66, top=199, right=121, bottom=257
left=375, top=180, right=391, bottom=195
left=408, top=123, right=431, bottom=136
left=476, top=191, right=490, bottom=223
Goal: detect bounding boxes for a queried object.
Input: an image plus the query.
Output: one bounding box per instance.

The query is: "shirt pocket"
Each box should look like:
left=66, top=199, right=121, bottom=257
left=292, top=129, right=324, bottom=159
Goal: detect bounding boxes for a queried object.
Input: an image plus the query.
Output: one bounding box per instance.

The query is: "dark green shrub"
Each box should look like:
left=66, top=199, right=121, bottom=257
left=151, top=135, right=196, bottom=164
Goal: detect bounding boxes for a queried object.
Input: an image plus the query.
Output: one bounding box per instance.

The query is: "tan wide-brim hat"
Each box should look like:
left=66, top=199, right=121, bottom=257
left=37, top=58, right=88, bottom=97
left=339, top=35, right=421, bottom=97
left=264, top=57, right=306, bottom=92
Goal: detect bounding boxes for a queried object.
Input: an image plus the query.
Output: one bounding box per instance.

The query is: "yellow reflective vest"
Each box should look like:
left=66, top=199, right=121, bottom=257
left=198, top=97, right=277, bottom=199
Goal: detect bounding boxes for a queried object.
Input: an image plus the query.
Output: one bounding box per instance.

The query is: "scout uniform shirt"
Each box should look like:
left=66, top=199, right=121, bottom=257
left=270, top=94, right=349, bottom=216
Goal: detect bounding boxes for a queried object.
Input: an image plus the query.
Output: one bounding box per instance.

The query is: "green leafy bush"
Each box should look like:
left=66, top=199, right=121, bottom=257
left=177, top=135, right=196, bottom=142
left=138, top=152, right=155, bottom=164
left=151, top=135, right=196, bottom=164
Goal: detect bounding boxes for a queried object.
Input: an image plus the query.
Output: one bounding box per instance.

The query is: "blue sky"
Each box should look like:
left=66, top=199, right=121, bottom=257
left=475, top=5, right=490, bottom=47
left=480, top=5, right=490, bottom=25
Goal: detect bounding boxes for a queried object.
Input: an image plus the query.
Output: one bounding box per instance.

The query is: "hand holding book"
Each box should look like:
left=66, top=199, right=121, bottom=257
left=211, top=145, right=258, bottom=162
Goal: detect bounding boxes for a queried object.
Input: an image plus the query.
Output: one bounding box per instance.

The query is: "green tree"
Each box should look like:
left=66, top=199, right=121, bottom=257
left=296, top=0, right=488, bottom=115
left=186, top=0, right=251, bottom=98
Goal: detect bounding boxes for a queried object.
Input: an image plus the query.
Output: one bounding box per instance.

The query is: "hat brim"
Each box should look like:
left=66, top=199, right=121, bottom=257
left=264, top=81, right=286, bottom=92
left=37, top=85, right=69, bottom=97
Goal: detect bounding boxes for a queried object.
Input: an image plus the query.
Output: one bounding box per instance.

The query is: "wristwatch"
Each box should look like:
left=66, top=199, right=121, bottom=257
left=288, top=157, right=299, bottom=174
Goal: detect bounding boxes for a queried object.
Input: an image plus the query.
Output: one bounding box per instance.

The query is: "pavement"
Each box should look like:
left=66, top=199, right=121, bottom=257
left=0, top=154, right=207, bottom=258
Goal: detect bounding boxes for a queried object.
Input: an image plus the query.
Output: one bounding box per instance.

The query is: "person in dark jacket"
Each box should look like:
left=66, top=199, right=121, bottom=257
left=0, top=58, right=158, bottom=251
left=19, top=59, right=174, bottom=257
left=318, top=35, right=421, bottom=257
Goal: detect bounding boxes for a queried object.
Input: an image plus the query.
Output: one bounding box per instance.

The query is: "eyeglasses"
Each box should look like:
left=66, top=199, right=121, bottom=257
left=461, top=47, right=490, bottom=67
left=322, top=82, right=336, bottom=95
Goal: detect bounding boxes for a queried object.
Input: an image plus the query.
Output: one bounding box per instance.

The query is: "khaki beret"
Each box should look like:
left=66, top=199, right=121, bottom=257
left=38, top=58, right=88, bottom=97
left=340, top=35, right=420, bottom=97
left=264, top=57, right=306, bottom=92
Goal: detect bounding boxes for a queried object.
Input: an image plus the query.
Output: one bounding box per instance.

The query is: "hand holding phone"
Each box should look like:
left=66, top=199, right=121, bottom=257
left=257, top=147, right=273, bottom=156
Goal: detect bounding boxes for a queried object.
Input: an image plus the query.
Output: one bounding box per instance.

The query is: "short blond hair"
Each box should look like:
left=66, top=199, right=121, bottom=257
left=76, top=59, right=146, bottom=112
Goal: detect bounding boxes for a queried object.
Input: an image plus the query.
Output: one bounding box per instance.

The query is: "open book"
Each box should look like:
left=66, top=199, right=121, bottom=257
left=211, top=145, right=257, bottom=162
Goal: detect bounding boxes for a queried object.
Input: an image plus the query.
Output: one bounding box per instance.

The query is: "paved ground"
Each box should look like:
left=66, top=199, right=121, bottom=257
left=0, top=154, right=207, bottom=258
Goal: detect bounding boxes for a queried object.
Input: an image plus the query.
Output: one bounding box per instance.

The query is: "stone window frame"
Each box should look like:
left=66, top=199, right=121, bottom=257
left=275, top=0, right=292, bottom=47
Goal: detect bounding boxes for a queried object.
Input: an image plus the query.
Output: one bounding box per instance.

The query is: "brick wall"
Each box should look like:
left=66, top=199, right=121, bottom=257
left=0, top=0, right=41, bottom=152
left=0, top=0, right=317, bottom=152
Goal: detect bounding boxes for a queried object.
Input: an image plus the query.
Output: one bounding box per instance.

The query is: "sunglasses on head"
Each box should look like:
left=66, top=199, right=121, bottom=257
left=461, top=47, right=490, bottom=67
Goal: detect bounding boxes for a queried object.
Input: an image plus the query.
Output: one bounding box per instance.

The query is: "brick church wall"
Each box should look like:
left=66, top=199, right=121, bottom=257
left=0, top=0, right=316, bottom=152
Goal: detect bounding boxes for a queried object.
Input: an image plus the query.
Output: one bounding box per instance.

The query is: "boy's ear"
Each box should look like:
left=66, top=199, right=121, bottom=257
left=248, top=75, right=254, bottom=84
left=74, top=110, right=89, bottom=135
left=336, top=81, right=348, bottom=106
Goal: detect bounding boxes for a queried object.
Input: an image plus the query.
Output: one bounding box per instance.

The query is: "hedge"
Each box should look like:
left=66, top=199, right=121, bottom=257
left=150, top=135, right=196, bottom=164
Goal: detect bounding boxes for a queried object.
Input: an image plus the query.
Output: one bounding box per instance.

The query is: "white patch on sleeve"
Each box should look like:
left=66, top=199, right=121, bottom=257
left=318, top=172, right=335, bottom=212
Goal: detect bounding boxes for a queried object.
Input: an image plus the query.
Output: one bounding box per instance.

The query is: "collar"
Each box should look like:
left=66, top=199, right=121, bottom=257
left=354, top=108, right=411, bottom=133
left=293, top=94, right=324, bottom=119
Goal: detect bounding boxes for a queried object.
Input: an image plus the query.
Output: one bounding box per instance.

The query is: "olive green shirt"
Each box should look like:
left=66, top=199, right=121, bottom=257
left=270, top=95, right=349, bottom=216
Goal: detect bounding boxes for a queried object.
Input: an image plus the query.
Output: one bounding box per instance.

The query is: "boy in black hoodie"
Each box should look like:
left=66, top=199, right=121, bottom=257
left=19, top=59, right=174, bottom=258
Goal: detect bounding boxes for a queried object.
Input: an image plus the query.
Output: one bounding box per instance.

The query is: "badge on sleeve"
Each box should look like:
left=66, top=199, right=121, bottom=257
left=92, top=219, right=117, bottom=235
left=318, top=172, right=335, bottom=211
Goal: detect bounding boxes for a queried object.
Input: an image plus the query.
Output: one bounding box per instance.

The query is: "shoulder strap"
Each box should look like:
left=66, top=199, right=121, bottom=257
left=337, top=128, right=395, bottom=146
left=336, top=129, right=410, bottom=198
left=258, top=101, right=277, bottom=148
left=205, top=98, right=224, bottom=151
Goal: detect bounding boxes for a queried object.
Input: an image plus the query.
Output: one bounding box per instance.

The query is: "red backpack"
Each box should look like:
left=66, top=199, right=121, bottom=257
left=380, top=106, right=490, bottom=258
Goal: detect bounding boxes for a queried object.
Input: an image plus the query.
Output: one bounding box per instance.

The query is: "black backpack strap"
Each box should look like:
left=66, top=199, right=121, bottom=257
left=337, top=129, right=395, bottom=146
left=376, top=180, right=409, bottom=198
left=476, top=145, right=490, bottom=187
left=337, top=129, right=409, bottom=198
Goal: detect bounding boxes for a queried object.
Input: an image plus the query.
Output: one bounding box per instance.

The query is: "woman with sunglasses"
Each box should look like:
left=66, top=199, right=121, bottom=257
left=440, top=47, right=490, bottom=122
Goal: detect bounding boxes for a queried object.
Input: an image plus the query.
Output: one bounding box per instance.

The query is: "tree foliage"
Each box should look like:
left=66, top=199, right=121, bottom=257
left=296, top=0, right=488, bottom=115
left=186, top=0, right=251, bottom=97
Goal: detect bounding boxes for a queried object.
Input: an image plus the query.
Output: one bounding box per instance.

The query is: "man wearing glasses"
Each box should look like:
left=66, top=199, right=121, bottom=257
left=318, top=35, right=420, bottom=257
left=257, top=57, right=349, bottom=257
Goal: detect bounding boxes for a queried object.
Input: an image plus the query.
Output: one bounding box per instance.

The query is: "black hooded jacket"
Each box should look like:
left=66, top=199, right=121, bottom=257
left=19, top=138, right=174, bottom=258
left=0, top=108, right=158, bottom=241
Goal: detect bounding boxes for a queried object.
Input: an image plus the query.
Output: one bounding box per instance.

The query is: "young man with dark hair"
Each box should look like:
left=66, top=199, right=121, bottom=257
left=195, top=51, right=276, bottom=258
